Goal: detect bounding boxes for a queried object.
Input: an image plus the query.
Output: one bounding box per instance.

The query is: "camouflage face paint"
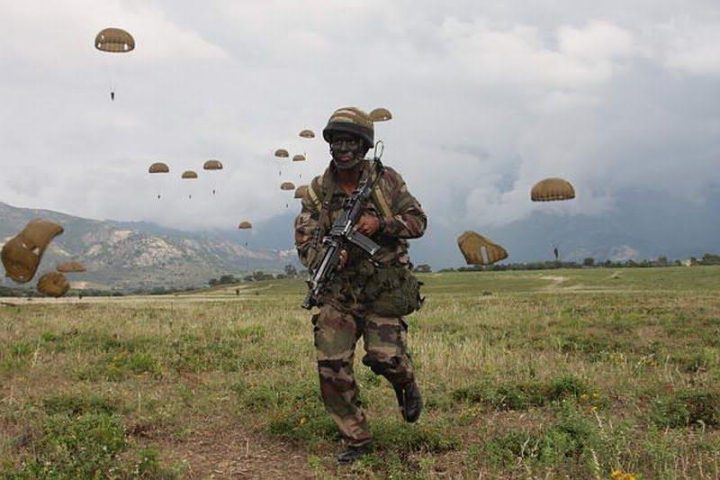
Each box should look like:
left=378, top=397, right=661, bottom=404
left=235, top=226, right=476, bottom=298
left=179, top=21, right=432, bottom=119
left=330, top=133, right=366, bottom=170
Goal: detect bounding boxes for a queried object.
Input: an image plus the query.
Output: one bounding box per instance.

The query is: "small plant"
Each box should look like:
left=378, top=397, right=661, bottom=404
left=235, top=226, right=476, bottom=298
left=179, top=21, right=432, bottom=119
left=42, top=393, right=120, bottom=416
left=651, top=390, right=720, bottom=428
left=9, top=413, right=127, bottom=478
left=451, top=375, right=591, bottom=411
left=372, top=419, right=460, bottom=454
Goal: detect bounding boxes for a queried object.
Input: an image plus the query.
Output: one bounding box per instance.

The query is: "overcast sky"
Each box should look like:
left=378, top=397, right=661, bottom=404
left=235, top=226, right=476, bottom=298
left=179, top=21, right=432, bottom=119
left=1, top=0, right=719, bottom=237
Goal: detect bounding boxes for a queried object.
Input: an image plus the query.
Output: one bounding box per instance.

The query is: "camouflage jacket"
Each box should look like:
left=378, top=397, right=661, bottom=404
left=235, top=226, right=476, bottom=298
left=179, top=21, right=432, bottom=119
left=294, top=160, right=427, bottom=272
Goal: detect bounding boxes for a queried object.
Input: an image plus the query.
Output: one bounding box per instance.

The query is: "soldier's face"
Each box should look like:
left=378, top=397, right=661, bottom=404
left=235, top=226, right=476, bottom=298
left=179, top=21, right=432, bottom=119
left=330, top=133, right=364, bottom=170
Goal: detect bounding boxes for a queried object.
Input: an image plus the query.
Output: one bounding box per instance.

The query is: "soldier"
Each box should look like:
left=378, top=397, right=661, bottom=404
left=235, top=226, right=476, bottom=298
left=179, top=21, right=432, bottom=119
left=294, top=107, right=427, bottom=464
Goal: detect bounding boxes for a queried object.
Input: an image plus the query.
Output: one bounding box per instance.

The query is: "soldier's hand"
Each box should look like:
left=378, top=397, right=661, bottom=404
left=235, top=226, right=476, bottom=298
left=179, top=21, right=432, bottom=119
left=355, top=214, right=380, bottom=236
left=338, top=249, right=349, bottom=270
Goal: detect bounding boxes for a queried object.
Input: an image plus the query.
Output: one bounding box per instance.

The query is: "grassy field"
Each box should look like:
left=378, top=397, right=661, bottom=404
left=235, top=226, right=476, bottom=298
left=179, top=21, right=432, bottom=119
left=1, top=266, right=719, bottom=479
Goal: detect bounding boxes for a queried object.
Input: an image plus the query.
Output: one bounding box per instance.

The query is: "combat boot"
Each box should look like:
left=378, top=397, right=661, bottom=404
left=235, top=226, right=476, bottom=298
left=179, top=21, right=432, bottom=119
left=394, top=381, right=423, bottom=423
left=336, top=443, right=372, bottom=464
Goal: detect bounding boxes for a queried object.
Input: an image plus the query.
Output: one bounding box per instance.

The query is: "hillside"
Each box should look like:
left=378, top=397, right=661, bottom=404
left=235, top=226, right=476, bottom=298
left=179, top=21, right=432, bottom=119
left=0, top=202, right=297, bottom=291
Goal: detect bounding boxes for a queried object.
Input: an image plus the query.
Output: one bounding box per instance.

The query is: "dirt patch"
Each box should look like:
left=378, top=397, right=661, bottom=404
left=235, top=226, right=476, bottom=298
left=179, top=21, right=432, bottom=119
left=158, top=419, right=315, bottom=479
left=539, top=275, right=569, bottom=290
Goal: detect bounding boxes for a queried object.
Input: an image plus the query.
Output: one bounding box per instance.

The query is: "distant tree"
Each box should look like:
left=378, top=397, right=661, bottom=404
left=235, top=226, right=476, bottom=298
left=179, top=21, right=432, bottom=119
left=701, top=253, right=720, bottom=265
left=284, top=264, right=298, bottom=277
left=251, top=271, right=273, bottom=282
left=583, top=257, right=595, bottom=267
left=414, top=264, right=432, bottom=273
left=208, top=278, right=219, bottom=286
left=219, top=274, right=236, bottom=285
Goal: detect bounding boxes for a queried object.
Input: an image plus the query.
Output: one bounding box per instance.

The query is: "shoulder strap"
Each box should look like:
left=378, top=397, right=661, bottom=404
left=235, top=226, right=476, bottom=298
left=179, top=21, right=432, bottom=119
left=306, top=183, right=322, bottom=211
left=318, top=169, right=337, bottom=230
left=371, top=172, right=393, bottom=219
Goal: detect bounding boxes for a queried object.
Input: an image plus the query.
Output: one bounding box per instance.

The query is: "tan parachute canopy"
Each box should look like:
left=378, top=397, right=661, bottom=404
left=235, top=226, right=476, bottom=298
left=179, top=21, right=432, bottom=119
left=203, top=160, right=223, bottom=170
left=280, top=182, right=296, bottom=191
left=299, top=129, right=315, bottom=139
left=181, top=170, right=198, bottom=179
left=148, top=162, right=169, bottom=174
left=457, top=231, right=508, bottom=265
left=95, top=28, right=135, bottom=53
left=56, top=261, right=86, bottom=273
left=274, top=149, right=289, bottom=158
left=238, top=221, right=252, bottom=229
left=294, top=185, right=308, bottom=199
left=370, top=107, right=393, bottom=122
left=37, top=272, right=70, bottom=298
left=1, top=219, right=64, bottom=283
left=531, top=178, right=575, bottom=202
left=292, top=154, right=306, bottom=162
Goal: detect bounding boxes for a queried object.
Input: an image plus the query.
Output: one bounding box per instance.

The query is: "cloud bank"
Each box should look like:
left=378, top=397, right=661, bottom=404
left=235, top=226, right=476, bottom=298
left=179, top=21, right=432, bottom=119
left=1, top=0, right=718, bottom=243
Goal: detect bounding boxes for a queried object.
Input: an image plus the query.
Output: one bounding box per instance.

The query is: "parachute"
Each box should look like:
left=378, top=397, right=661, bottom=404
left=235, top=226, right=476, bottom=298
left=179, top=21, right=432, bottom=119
left=370, top=107, right=393, bottom=122
left=95, top=28, right=135, bottom=52
left=299, top=129, right=315, bottom=139
left=149, top=163, right=169, bottom=198
left=280, top=182, right=295, bottom=191
left=56, top=261, right=86, bottom=273
left=37, top=272, right=70, bottom=298
left=95, top=28, right=135, bottom=100
left=274, top=149, right=289, bottom=158
left=530, top=178, right=576, bottom=260
left=531, top=178, right=575, bottom=202
left=292, top=154, right=306, bottom=162
left=181, top=171, right=198, bottom=199
left=148, top=162, right=169, bottom=174
left=237, top=221, right=253, bottom=270
left=1, top=219, right=64, bottom=283
left=294, top=185, right=308, bottom=199
left=203, top=160, right=223, bottom=170
left=457, top=231, right=508, bottom=265
left=203, top=160, right=223, bottom=195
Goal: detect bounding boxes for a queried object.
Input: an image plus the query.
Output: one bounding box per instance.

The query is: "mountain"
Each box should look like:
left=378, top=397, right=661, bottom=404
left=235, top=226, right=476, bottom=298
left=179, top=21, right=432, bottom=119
left=3, top=184, right=718, bottom=290
left=0, top=202, right=298, bottom=291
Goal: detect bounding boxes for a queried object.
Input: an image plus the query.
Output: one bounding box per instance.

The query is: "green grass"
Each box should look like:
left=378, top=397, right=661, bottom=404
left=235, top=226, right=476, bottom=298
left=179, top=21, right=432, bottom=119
left=1, top=266, right=720, bottom=478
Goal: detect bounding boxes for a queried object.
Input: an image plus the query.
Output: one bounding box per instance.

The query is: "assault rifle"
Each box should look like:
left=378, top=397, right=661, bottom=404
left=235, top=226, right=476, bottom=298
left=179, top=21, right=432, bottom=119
left=302, top=142, right=386, bottom=310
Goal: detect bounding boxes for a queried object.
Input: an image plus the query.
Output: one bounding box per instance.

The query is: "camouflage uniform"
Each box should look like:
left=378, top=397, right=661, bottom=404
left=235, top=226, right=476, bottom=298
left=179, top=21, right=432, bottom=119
left=295, top=159, right=426, bottom=447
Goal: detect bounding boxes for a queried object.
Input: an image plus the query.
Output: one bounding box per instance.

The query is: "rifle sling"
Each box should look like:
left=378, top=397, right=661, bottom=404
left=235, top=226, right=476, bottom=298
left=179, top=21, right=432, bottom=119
left=318, top=161, right=389, bottom=228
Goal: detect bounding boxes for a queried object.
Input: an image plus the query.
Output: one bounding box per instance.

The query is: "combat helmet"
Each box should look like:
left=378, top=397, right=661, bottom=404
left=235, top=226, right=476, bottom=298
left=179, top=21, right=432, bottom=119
left=322, top=107, right=374, bottom=148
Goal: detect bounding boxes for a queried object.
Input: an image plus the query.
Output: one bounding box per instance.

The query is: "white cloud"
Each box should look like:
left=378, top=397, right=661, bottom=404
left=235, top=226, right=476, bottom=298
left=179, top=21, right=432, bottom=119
left=1, top=0, right=227, bottom=66
left=661, top=23, right=720, bottom=75
left=437, top=19, right=635, bottom=88
left=0, top=0, right=719, bottom=238
left=557, top=21, right=636, bottom=61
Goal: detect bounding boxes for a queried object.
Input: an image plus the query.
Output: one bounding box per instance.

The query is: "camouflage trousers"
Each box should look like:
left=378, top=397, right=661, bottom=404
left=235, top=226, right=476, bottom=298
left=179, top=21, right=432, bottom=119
left=312, top=303, right=415, bottom=447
